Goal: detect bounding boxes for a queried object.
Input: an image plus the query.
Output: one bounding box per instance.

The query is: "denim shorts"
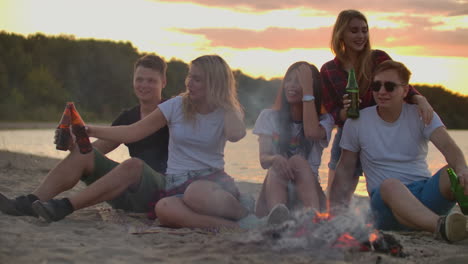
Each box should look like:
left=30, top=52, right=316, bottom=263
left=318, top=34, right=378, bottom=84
left=328, top=127, right=362, bottom=177
left=370, top=168, right=455, bottom=230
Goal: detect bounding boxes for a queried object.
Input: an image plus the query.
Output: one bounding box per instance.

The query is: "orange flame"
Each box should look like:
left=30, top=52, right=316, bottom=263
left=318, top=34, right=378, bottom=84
left=369, top=231, right=379, bottom=242
left=333, top=233, right=361, bottom=248
left=312, top=211, right=330, bottom=223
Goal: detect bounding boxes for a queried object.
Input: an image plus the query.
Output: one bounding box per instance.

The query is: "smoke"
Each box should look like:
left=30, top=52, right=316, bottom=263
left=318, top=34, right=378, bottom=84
left=236, top=197, right=376, bottom=260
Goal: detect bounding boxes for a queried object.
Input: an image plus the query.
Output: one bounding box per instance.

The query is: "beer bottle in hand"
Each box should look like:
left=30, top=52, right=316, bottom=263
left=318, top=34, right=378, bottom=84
left=55, top=103, right=72, bottom=151
left=346, top=68, right=359, bottom=119
left=69, top=103, right=93, bottom=154
left=447, top=168, right=468, bottom=214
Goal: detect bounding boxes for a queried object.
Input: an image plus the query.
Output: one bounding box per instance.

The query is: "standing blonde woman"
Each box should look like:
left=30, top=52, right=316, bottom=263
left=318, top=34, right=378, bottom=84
left=84, top=55, right=248, bottom=229
left=321, top=9, right=434, bottom=193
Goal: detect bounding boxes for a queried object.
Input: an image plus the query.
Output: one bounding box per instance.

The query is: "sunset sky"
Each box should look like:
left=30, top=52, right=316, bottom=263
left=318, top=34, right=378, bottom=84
left=1, top=0, right=467, bottom=95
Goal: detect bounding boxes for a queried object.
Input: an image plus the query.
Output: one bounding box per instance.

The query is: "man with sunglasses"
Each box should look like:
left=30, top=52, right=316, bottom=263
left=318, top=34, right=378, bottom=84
left=329, top=60, right=468, bottom=243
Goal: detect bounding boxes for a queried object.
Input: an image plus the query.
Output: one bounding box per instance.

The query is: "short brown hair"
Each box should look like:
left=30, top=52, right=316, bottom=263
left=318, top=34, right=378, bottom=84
left=134, top=54, right=167, bottom=76
left=374, top=60, right=411, bottom=84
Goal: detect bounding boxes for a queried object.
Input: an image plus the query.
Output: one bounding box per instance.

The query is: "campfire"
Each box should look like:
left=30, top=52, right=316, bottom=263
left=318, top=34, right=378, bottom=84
left=244, top=199, right=404, bottom=259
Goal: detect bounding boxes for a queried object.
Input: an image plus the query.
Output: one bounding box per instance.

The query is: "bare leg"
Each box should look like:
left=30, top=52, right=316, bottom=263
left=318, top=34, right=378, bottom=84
left=263, top=168, right=289, bottom=212
left=68, top=158, right=143, bottom=210
left=183, top=180, right=247, bottom=220
left=33, top=146, right=95, bottom=201
left=379, top=178, right=440, bottom=231
left=155, top=196, right=238, bottom=228
left=289, top=155, right=325, bottom=211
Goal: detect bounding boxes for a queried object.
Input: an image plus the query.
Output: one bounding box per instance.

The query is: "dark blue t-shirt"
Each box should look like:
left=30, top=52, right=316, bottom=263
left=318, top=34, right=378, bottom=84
left=112, top=105, right=169, bottom=174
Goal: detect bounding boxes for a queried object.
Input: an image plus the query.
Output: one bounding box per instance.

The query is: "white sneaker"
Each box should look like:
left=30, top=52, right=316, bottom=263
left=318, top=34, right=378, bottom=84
left=435, top=210, right=468, bottom=243
left=267, top=203, right=290, bottom=225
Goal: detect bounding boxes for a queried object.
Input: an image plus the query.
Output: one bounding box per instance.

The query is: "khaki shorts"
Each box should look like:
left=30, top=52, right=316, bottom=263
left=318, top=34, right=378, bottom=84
left=81, top=149, right=165, bottom=213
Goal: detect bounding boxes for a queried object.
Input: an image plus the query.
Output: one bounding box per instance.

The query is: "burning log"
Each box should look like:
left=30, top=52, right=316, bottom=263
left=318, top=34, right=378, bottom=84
left=256, top=208, right=405, bottom=258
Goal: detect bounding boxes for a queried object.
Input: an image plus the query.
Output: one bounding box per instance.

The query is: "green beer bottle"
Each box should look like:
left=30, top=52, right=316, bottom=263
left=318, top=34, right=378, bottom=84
left=447, top=168, right=468, bottom=214
left=346, top=68, right=359, bottom=119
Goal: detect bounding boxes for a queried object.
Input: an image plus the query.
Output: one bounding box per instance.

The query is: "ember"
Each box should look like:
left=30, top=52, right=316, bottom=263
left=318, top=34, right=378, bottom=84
left=251, top=200, right=405, bottom=258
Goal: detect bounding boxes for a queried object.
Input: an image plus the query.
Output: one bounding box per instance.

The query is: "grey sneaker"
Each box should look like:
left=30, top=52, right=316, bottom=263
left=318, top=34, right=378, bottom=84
left=267, top=203, right=290, bottom=225
left=435, top=210, right=467, bottom=243
left=32, top=198, right=74, bottom=222
left=0, top=193, right=38, bottom=217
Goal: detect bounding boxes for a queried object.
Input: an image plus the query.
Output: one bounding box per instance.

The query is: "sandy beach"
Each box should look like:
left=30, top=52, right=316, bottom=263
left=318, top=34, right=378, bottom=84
left=0, top=150, right=467, bottom=264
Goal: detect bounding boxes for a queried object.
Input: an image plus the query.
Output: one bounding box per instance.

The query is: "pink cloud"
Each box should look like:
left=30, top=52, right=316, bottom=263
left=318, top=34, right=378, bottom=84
left=179, top=27, right=331, bottom=50
left=177, top=23, right=468, bottom=57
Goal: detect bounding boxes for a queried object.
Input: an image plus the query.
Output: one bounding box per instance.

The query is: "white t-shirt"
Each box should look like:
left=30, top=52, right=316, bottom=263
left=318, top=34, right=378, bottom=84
left=159, top=96, right=226, bottom=175
left=252, top=109, right=334, bottom=175
left=340, top=103, right=444, bottom=194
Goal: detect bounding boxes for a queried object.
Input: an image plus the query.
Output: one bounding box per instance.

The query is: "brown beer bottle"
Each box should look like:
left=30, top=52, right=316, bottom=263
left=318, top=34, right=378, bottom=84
left=69, top=103, right=93, bottom=154
left=55, top=102, right=73, bottom=151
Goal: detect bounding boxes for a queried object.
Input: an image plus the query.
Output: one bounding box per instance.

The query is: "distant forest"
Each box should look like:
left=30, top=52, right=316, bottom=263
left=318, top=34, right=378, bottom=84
left=0, top=32, right=467, bottom=129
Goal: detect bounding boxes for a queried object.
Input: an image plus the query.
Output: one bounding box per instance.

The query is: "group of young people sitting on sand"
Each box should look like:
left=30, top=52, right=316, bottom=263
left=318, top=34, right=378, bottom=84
left=1, top=9, right=467, bottom=244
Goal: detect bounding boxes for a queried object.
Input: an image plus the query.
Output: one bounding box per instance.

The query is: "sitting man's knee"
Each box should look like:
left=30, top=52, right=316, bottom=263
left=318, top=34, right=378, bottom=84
left=117, top=158, right=144, bottom=182
left=380, top=178, right=403, bottom=194
left=120, top=158, right=143, bottom=172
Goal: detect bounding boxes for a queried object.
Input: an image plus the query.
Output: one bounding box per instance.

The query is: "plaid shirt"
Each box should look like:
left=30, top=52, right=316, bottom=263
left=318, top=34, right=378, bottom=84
left=320, top=49, right=420, bottom=126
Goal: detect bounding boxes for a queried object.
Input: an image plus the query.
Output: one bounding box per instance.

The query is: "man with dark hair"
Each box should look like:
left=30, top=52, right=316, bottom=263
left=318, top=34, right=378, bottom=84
left=0, top=54, right=169, bottom=221
left=329, top=60, right=468, bottom=243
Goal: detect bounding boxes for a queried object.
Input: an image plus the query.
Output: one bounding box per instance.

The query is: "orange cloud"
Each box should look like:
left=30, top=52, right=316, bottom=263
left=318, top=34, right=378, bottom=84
left=177, top=23, right=468, bottom=57
left=157, top=0, right=468, bottom=15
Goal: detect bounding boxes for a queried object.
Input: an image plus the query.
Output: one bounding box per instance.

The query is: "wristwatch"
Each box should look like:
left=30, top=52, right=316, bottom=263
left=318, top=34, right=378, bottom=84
left=302, top=95, right=315, bottom=102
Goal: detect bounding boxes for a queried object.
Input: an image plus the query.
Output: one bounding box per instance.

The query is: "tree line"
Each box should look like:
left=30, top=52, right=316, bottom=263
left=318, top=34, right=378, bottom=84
left=0, top=32, right=466, bottom=129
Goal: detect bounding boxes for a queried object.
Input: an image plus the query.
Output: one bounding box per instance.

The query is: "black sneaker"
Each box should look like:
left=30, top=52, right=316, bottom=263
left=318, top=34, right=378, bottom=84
left=435, top=210, right=468, bottom=243
left=32, top=198, right=74, bottom=222
left=0, top=193, right=38, bottom=217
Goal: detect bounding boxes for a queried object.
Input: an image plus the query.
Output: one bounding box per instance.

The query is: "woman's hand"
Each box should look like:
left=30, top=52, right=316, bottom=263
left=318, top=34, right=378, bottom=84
left=271, top=155, right=294, bottom=180
left=297, top=64, right=313, bottom=96
left=342, top=94, right=351, bottom=112
left=414, top=95, right=433, bottom=125
left=340, top=94, right=361, bottom=121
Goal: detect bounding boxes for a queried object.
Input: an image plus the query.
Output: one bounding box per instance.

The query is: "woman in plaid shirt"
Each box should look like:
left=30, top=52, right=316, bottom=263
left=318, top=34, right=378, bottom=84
left=321, top=9, right=434, bottom=194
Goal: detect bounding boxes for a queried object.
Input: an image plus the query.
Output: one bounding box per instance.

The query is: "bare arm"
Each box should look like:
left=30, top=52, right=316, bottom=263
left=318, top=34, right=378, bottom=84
left=411, top=94, right=433, bottom=125
left=92, top=139, right=120, bottom=155
left=329, top=149, right=360, bottom=214
left=87, top=108, right=167, bottom=144
left=258, top=135, right=293, bottom=179
left=224, top=109, right=246, bottom=142
left=298, top=65, right=326, bottom=141
left=430, top=127, right=468, bottom=193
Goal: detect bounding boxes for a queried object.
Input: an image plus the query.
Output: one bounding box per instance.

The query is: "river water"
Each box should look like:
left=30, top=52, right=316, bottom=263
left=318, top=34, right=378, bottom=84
left=0, top=128, right=467, bottom=196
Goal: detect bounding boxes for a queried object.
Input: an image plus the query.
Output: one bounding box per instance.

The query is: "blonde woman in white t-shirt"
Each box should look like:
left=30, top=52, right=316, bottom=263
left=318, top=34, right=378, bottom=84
left=85, top=55, right=249, bottom=229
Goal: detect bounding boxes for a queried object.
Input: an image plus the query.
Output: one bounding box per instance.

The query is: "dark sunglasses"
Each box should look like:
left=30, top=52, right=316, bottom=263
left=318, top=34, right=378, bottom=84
left=370, top=81, right=405, bottom=92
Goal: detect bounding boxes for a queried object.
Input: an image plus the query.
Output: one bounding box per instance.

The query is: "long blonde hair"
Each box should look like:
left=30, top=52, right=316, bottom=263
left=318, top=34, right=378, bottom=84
left=182, top=55, right=242, bottom=120
left=331, top=9, right=373, bottom=92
